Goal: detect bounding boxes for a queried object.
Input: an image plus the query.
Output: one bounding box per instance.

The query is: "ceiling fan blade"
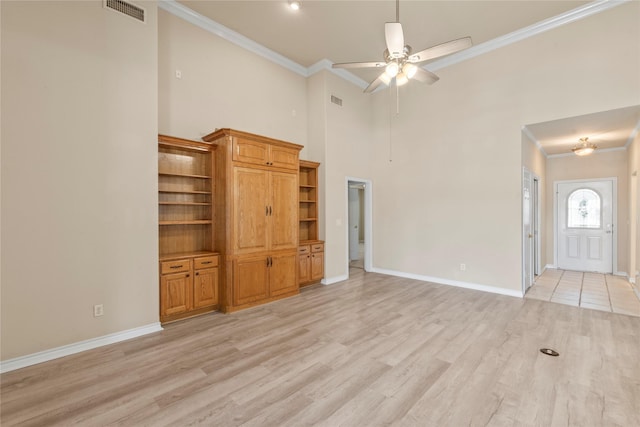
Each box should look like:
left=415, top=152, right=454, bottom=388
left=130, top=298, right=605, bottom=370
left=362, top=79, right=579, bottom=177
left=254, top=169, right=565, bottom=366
left=332, top=61, right=387, bottom=69
left=408, top=37, right=472, bottom=63
left=412, top=67, right=440, bottom=85
left=364, top=73, right=388, bottom=93
left=385, top=22, right=405, bottom=58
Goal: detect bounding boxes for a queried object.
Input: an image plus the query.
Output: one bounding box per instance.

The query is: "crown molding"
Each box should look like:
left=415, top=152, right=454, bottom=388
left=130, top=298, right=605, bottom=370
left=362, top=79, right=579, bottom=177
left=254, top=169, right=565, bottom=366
left=307, top=59, right=369, bottom=90
left=158, top=0, right=307, bottom=76
left=522, top=126, right=548, bottom=158
left=159, top=0, right=629, bottom=90
left=547, top=146, right=627, bottom=159
left=624, top=119, right=640, bottom=149
left=425, top=0, right=630, bottom=72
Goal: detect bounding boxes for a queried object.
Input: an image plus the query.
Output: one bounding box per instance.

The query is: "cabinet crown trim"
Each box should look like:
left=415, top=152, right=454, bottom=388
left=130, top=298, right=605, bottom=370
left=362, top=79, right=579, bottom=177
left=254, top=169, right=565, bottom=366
left=202, top=128, right=303, bottom=151
left=159, top=134, right=218, bottom=152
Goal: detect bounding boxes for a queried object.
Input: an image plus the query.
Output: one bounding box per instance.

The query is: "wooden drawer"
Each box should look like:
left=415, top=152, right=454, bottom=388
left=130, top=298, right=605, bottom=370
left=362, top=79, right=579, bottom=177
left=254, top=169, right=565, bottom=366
left=311, top=243, right=324, bottom=253
left=161, top=259, right=191, bottom=275
left=298, top=245, right=310, bottom=255
left=194, top=255, right=218, bottom=270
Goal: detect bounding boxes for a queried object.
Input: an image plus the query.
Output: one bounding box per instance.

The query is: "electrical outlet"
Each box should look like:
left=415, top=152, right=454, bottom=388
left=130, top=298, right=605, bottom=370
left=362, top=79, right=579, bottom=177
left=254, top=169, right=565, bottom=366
left=459, top=263, right=466, bottom=271
left=175, top=70, right=182, bottom=79
left=93, top=304, right=104, bottom=317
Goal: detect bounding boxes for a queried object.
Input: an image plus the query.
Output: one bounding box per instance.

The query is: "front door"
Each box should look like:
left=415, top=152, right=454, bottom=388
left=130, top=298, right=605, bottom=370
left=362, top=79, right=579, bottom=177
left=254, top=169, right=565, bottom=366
left=557, top=180, right=614, bottom=273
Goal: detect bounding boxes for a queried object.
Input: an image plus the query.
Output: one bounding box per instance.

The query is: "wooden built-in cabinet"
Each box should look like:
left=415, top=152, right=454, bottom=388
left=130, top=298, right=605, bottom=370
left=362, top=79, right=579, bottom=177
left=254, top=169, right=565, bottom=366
left=298, top=160, right=324, bottom=286
left=158, top=135, right=220, bottom=323
left=202, top=129, right=302, bottom=312
left=298, top=242, right=324, bottom=285
left=159, top=254, right=219, bottom=322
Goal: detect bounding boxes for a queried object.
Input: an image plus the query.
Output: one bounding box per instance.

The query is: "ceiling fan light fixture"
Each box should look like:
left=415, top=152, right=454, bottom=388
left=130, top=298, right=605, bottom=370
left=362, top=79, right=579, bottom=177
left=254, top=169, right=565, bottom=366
left=572, top=137, right=597, bottom=156
left=380, top=73, right=392, bottom=85
left=396, top=72, right=409, bottom=86
left=402, top=63, right=417, bottom=79
left=385, top=62, right=399, bottom=78
left=288, top=0, right=301, bottom=11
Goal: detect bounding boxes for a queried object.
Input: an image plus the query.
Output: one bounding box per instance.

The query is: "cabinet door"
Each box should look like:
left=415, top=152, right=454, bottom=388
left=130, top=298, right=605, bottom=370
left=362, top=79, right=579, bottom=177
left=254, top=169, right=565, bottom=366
left=160, top=271, right=192, bottom=317
left=194, top=267, right=218, bottom=309
left=270, top=171, right=298, bottom=251
left=298, top=253, right=311, bottom=284
left=269, top=252, right=298, bottom=297
left=311, top=251, right=324, bottom=281
left=234, top=255, right=269, bottom=306
left=233, top=138, right=269, bottom=166
left=270, top=145, right=299, bottom=170
left=234, top=167, right=269, bottom=254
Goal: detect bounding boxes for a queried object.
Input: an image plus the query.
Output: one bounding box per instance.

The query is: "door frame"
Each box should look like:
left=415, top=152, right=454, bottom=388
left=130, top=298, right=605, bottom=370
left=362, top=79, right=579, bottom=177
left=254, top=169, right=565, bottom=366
left=553, top=177, right=618, bottom=273
left=345, top=176, right=373, bottom=274
left=522, top=167, right=541, bottom=295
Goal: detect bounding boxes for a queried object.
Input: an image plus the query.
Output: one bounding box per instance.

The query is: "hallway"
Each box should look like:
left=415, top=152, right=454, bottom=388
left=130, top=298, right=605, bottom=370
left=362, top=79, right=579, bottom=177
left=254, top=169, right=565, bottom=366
left=526, top=269, right=640, bottom=317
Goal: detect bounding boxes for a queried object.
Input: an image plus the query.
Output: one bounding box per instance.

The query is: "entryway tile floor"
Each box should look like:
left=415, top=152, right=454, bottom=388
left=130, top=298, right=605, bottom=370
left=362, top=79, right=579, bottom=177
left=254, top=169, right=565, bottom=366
left=526, top=269, right=640, bottom=317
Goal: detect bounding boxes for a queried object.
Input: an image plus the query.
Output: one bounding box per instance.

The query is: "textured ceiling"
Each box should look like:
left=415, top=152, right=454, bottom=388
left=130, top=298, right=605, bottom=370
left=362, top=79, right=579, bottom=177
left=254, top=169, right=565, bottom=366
left=173, top=1, right=639, bottom=152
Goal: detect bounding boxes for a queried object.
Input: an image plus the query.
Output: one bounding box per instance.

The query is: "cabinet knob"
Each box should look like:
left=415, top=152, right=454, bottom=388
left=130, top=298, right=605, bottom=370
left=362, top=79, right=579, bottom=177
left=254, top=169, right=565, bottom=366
left=196, top=272, right=199, bottom=276
left=186, top=274, right=190, bottom=278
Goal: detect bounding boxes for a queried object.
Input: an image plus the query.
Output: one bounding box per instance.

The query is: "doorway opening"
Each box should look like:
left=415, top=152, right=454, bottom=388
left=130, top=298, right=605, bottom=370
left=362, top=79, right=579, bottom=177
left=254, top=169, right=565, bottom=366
left=523, top=168, right=541, bottom=294
left=554, top=178, right=616, bottom=274
left=346, top=177, right=372, bottom=275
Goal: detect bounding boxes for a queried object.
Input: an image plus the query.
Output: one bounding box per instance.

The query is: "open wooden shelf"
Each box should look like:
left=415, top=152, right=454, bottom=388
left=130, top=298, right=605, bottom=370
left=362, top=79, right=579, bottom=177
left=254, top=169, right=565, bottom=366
left=159, top=220, right=213, bottom=226
left=159, top=190, right=211, bottom=194
left=159, top=172, right=211, bottom=179
left=299, top=160, right=320, bottom=242
left=159, top=202, right=212, bottom=206
left=160, top=250, right=219, bottom=262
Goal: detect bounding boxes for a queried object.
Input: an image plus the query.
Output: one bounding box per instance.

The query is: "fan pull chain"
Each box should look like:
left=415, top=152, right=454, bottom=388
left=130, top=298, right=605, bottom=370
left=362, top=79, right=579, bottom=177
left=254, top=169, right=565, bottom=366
left=396, top=80, right=400, bottom=116
left=396, top=0, right=400, bottom=22
left=388, top=86, right=394, bottom=162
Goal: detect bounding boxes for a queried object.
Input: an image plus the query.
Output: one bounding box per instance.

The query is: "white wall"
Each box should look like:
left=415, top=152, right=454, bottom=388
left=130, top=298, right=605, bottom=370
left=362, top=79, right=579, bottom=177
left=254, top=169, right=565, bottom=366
left=368, top=2, right=639, bottom=292
left=305, top=72, right=327, bottom=240
left=158, top=10, right=307, bottom=145
left=322, top=71, right=374, bottom=280
left=545, top=150, right=629, bottom=274
left=1, top=1, right=158, bottom=360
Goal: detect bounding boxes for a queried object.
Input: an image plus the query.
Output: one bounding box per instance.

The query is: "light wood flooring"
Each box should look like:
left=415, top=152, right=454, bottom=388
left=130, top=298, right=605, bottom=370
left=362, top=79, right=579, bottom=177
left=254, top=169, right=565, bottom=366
left=526, top=269, right=640, bottom=317
left=2, top=269, right=639, bottom=426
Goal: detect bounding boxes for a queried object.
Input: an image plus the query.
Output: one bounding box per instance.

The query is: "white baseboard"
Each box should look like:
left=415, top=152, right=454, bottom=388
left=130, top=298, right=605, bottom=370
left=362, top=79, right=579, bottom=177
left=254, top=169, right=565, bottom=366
left=322, top=274, right=349, bottom=285
left=0, top=322, right=163, bottom=374
left=545, top=264, right=557, bottom=270
left=370, top=267, right=524, bottom=298
left=614, top=271, right=628, bottom=278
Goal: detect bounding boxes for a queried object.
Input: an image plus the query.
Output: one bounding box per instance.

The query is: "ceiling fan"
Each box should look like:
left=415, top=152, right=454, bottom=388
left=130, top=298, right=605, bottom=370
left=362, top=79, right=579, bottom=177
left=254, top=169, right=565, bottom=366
left=332, top=0, right=473, bottom=93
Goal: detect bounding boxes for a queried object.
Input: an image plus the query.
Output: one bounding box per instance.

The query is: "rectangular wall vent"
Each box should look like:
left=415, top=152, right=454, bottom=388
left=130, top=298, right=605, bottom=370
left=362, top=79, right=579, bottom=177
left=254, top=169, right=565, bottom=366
left=104, top=0, right=145, bottom=23
left=330, top=95, right=343, bottom=106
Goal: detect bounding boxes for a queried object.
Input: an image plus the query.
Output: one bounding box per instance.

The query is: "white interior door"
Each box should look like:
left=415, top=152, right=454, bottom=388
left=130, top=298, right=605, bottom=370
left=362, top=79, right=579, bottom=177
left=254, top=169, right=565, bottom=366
left=348, top=187, right=360, bottom=261
left=523, top=169, right=533, bottom=291
left=557, top=180, right=613, bottom=273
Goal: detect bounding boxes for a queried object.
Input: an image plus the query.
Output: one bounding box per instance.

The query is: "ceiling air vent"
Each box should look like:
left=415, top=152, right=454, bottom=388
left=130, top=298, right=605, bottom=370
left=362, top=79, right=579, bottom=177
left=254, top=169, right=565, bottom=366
left=330, top=95, right=343, bottom=107
left=104, top=0, right=145, bottom=23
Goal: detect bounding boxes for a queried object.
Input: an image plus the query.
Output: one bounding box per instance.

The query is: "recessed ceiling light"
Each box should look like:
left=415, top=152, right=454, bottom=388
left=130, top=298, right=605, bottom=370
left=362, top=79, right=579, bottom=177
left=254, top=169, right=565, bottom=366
left=289, top=1, right=301, bottom=11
